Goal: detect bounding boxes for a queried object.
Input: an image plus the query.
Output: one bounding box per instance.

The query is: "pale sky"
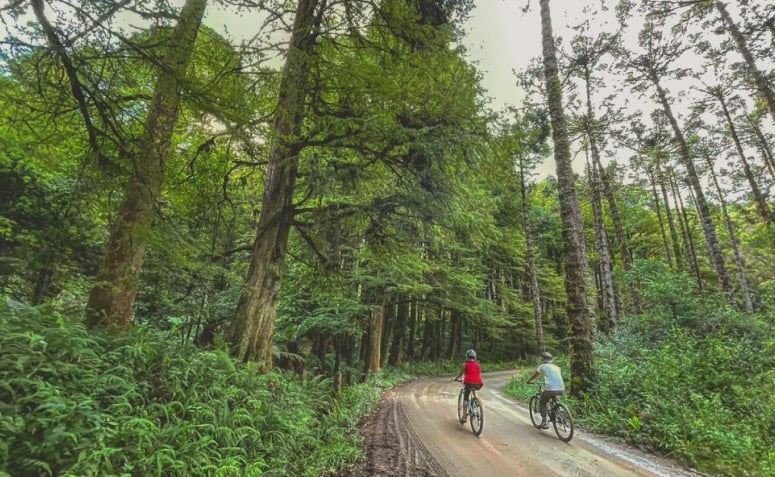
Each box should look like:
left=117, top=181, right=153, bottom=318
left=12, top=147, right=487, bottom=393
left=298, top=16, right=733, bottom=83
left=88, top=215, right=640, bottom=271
left=200, top=1, right=601, bottom=113
left=459, top=0, right=596, bottom=112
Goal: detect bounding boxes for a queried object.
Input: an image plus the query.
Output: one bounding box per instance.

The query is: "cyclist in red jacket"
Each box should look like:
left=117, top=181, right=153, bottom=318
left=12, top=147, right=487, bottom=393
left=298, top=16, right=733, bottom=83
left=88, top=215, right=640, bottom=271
left=454, top=349, right=483, bottom=422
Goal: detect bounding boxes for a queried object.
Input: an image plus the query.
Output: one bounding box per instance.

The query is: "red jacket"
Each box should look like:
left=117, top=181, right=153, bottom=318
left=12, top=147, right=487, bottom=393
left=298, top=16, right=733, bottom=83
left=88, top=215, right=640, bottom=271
left=463, top=360, right=483, bottom=385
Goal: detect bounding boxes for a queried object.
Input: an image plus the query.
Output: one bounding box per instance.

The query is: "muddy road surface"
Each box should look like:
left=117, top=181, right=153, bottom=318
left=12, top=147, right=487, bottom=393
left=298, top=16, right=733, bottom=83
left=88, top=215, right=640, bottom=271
left=340, top=370, right=709, bottom=477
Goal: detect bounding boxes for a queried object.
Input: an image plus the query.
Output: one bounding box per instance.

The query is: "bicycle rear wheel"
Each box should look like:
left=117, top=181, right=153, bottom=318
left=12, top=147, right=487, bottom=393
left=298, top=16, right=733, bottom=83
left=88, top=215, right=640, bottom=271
left=551, top=403, right=574, bottom=442
left=457, top=389, right=465, bottom=424
left=469, top=397, right=484, bottom=436
left=529, top=395, right=542, bottom=428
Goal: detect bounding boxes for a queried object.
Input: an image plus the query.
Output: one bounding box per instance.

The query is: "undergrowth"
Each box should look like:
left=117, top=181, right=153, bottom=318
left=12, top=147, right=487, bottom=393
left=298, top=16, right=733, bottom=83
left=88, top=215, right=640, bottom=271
left=504, top=318, right=774, bottom=477
left=0, top=297, right=392, bottom=477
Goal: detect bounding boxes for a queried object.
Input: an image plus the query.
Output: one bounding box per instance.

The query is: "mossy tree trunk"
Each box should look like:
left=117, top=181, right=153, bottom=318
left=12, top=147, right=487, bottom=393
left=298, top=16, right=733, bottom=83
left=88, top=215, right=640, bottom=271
left=85, top=0, right=208, bottom=329
left=539, top=0, right=594, bottom=396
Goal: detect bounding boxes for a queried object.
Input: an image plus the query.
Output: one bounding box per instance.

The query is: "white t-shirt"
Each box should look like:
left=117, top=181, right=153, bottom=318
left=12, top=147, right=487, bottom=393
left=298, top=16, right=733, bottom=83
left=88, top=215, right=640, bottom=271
left=537, top=363, right=565, bottom=391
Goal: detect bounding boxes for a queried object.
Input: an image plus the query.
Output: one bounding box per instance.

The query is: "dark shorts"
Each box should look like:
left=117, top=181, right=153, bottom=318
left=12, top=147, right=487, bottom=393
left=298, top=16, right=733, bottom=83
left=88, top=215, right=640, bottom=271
left=463, top=383, right=483, bottom=402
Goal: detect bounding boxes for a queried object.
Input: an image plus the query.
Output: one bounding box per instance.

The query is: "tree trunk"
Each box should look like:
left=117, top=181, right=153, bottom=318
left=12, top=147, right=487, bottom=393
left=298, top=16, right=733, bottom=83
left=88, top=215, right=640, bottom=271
left=703, top=156, right=754, bottom=312
left=380, top=301, right=394, bottom=367
left=716, top=0, right=775, bottom=125
left=586, top=154, right=617, bottom=331
left=715, top=91, right=773, bottom=224
left=670, top=175, right=702, bottom=291
left=519, top=157, right=544, bottom=351
left=86, top=0, right=207, bottom=329
left=658, top=166, right=683, bottom=271
left=366, top=288, right=386, bottom=374
left=648, top=168, right=673, bottom=267
left=583, top=72, right=617, bottom=330
left=746, top=114, right=775, bottom=182
left=228, top=0, right=320, bottom=370
left=389, top=297, right=408, bottom=366
left=540, top=0, right=594, bottom=396
left=651, top=76, right=734, bottom=302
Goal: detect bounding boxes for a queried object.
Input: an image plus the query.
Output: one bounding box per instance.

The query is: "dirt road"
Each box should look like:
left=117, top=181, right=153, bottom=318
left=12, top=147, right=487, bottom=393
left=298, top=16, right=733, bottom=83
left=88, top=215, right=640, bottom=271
left=341, top=371, right=709, bottom=477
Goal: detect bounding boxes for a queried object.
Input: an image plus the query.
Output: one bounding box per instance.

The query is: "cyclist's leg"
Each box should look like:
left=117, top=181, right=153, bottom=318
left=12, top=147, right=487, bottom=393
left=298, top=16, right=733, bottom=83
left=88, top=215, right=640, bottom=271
left=538, top=391, right=551, bottom=427
left=463, top=384, right=472, bottom=419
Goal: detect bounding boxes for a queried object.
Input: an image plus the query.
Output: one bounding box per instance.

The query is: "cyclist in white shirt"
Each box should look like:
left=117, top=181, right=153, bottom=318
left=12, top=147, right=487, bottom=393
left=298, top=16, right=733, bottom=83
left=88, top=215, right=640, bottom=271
left=526, top=351, right=565, bottom=429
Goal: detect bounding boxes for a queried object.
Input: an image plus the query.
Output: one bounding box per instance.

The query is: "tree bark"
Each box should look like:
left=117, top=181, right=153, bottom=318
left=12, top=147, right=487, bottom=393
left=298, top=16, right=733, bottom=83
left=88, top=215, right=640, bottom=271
left=582, top=71, right=617, bottom=330
left=229, top=0, right=320, bottom=369
left=703, top=156, right=754, bottom=312
left=586, top=154, right=617, bottom=331
left=746, top=114, right=775, bottom=182
left=540, top=0, right=594, bottom=395
left=519, top=157, right=544, bottom=351
left=670, top=175, right=702, bottom=291
left=648, top=167, right=673, bottom=267
left=714, top=90, right=773, bottom=225
left=389, top=297, right=408, bottom=366
left=651, top=75, right=734, bottom=302
left=86, top=0, right=207, bottom=329
left=716, top=1, right=775, bottom=125
left=658, top=166, right=683, bottom=271
left=366, top=288, right=386, bottom=374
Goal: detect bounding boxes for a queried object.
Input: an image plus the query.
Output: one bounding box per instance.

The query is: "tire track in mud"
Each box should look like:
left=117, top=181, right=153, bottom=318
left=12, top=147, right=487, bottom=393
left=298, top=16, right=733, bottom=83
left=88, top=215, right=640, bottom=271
left=337, top=384, right=448, bottom=477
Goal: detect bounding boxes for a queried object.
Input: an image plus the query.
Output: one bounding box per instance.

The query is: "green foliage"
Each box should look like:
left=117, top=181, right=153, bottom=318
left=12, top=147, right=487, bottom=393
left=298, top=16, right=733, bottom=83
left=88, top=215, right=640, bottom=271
left=0, top=298, right=388, bottom=477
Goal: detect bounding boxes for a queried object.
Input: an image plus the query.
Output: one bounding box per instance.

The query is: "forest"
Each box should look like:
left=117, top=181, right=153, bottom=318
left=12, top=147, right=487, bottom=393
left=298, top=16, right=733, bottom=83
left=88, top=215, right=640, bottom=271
left=0, top=0, right=773, bottom=476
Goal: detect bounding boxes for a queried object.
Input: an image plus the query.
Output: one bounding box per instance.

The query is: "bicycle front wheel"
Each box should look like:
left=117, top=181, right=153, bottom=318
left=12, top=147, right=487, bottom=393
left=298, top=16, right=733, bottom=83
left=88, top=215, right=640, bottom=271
left=551, top=403, right=574, bottom=442
left=469, top=397, right=484, bottom=436
left=529, top=395, right=542, bottom=428
left=457, top=389, right=465, bottom=424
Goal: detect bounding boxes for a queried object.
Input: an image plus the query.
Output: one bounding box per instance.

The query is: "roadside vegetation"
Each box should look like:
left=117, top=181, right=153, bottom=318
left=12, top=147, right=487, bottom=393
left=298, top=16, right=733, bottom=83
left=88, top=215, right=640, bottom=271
left=2, top=1, right=774, bottom=476
left=506, top=261, right=775, bottom=477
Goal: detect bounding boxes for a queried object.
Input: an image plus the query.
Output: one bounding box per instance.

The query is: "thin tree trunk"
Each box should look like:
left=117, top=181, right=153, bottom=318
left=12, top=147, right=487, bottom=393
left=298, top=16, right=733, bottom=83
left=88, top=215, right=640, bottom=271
left=715, top=91, right=773, bottom=224
left=389, top=297, right=408, bottom=366
left=540, top=0, right=594, bottom=395
left=658, top=167, right=683, bottom=271
left=678, top=178, right=706, bottom=292
left=648, top=168, right=673, bottom=267
left=582, top=68, right=617, bottom=330
left=716, top=0, right=775, bottom=124
left=651, top=76, right=734, bottom=302
left=380, top=301, right=394, bottom=367
left=746, top=114, right=775, bottom=182
left=366, top=288, right=385, bottom=374
left=229, top=0, right=320, bottom=369
left=703, top=156, right=754, bottom=312
left=86, top=0, right=207, bottom=329
left=519, top=157, right=544, bottom=351
left=670, top=175, right=702, bottom=290
left=586, top=155, right=617, bottom=331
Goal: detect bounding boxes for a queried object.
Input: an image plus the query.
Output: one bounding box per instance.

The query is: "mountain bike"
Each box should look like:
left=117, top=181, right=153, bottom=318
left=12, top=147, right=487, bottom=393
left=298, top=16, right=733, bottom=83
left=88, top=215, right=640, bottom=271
left=529, top=383, right=574, bottom=442
left=455, top=378, right=484, bottom=436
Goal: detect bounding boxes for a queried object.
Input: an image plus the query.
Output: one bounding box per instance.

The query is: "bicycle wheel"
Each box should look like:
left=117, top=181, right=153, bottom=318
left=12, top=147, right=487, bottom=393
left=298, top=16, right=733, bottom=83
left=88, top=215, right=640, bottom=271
left=551, top=403, right=574, bottom=442
left=457, top=389, right=465, bottom=424
left=469, top=397, right=484, bottom=436
left=529, top=395, right=542, bottom=428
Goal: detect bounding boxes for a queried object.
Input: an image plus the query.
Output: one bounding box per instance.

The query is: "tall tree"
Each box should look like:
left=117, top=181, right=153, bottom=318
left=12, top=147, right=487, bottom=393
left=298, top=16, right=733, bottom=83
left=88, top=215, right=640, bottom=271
left=567, top=30, right=620, bottom=329
left=618, top=23, right=734, bottom=303
left=538, top=0, right=594, bottom=395
left=229, top=0, right=322, bottom=368
left=647, top=0, right=775, bottom=124
left=85, top=0, right=208, bottom=328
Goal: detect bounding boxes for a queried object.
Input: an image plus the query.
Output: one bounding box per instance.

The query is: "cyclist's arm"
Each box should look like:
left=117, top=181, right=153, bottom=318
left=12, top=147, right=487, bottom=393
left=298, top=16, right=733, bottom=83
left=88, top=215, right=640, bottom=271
left=526, top=369, right=541, bottom=384
left=454, top=363, right=465, bottom=381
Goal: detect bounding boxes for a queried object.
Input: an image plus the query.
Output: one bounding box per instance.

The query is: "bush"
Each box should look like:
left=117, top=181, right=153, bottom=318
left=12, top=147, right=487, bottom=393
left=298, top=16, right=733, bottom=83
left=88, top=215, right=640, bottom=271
left=0, top=297, right=385, bottom=477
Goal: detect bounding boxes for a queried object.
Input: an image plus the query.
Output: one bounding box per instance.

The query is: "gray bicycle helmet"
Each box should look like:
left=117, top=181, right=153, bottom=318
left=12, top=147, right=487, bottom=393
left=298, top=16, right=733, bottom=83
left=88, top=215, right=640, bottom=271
left=465, top=349, right=477, bottom=360
left=540, top=351, right=553, bottom=362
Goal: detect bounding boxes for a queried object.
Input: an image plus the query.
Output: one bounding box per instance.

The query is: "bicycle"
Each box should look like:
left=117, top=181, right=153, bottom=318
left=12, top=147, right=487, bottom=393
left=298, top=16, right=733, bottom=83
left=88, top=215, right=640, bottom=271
left=528, top=383, right=574, bottom=442
left=454, top=378, right=484, bottom=436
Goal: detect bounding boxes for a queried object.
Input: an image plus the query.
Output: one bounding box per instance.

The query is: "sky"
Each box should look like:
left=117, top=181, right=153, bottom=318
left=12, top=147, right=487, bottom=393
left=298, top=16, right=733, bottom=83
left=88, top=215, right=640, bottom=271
left=458, top=0, right=594, bottom=111
left=200, top=0, right=601, bottom=113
